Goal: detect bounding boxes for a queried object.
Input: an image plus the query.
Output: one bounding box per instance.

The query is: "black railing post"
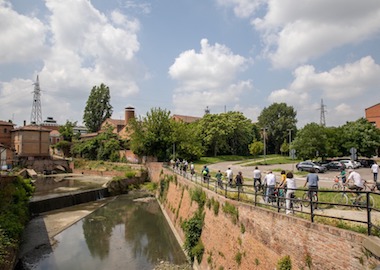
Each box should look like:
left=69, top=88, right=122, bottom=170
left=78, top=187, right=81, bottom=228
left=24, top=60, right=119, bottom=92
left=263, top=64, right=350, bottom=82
left=310, top=193, right=314, bottom=223
left=367, top=192, right=372, bottom=236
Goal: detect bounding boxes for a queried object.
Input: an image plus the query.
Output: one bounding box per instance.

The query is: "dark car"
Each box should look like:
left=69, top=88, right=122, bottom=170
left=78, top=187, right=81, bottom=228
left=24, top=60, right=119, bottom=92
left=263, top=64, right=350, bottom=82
left=324, top=161, right=346, bottom=171
left=296, top=161, right=327, bottom=173
left=358, top=159, right=376, bottom=168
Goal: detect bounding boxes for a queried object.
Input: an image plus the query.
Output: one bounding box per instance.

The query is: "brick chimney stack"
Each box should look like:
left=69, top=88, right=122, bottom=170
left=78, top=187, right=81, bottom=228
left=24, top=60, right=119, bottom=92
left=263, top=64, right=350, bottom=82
left=125, top=107, right=135, bottom=125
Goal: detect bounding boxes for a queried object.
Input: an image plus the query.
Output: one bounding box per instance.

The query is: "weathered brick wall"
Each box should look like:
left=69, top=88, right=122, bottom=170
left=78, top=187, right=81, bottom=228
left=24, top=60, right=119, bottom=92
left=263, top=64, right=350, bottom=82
left=147, top=162, right=380, bottom=270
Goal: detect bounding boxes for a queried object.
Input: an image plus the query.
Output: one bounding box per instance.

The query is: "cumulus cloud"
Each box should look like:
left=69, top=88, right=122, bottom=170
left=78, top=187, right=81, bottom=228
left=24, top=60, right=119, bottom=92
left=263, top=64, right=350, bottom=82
left=268, top=56, right=380, bottom=126
left=169, top=39, right=252, bottom=116
left=218, top=0, right=380, bottom=68
left=0, top=0, right=143, bottom=126
left=0, top=1, right=48, bottom=63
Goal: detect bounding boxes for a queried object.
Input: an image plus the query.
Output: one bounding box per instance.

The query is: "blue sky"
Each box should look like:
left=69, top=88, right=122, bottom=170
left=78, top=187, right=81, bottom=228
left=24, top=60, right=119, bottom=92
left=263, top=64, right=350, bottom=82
left=1, top=0, right=380, bottom=128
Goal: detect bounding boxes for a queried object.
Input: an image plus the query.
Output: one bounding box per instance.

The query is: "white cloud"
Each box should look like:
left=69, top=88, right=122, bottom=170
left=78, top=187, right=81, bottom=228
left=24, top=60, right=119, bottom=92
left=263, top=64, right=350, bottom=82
left=268, top=56, right=380, bottom=126
left=0, top=0, right=143, bottom=126
left=0, top=1, right=48, bottom=63
left=169, top=39, right=252, bottom=116
left=219, top=0, right=380, bottom=68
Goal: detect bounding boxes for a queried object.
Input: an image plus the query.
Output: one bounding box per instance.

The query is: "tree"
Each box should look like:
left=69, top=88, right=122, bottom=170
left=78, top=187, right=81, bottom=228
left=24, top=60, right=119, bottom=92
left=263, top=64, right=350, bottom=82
left=59, top=120, right=77, bottom=142
left=83, top=83, right=113, bottom=132
left=340, top=118, right=380, bottom=157
left=257, top=103, right=297, bottom=154
left=291, top=123, right=327, bottom=160
left=196, top=112, right=255, bottom=156
left=249, top=140, right=264, bottom=157
left=171, top=121, right=203, bottom=161
left=128, top=108, right=173, bottom=161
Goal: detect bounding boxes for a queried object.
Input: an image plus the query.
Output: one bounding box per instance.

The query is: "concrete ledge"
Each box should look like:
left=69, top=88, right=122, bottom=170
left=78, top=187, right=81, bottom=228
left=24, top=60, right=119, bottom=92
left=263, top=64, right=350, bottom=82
left=363, top=236, right=380, bottom=257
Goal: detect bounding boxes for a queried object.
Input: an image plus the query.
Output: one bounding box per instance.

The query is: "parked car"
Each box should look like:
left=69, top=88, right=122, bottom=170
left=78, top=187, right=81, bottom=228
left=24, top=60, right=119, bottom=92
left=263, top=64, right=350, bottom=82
left=358, top=159, right=375, bottom=168
left=339, top=159, right=359, bottom=169
left=324, top=161, right=346, bottom=171
left=296, top=161, right=327, bottom=173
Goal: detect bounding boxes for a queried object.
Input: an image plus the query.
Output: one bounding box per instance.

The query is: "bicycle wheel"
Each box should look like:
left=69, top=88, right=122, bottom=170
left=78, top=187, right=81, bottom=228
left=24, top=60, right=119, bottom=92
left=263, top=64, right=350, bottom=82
left=333, top=193, right=348, bottom=209
left=332, top=183, right=341, bottom=190
left=355, top=194, right=375, bottom=211
left=302, top=193, right=310, bottom=207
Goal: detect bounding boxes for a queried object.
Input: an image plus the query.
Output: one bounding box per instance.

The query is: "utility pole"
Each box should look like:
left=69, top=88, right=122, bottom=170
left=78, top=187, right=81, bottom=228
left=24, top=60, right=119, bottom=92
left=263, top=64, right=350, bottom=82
left=287, top=129, right=292, bottom=155
left=262, top=127, right=268, bottom=164
left=319, top=99, right=326, bottom=127
left=30, top=75, right=43, bottom=125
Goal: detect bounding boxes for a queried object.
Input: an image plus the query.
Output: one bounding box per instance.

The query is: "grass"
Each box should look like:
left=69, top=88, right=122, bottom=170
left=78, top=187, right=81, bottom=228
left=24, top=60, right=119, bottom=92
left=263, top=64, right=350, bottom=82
left=242, top=155, right=301, bottom=166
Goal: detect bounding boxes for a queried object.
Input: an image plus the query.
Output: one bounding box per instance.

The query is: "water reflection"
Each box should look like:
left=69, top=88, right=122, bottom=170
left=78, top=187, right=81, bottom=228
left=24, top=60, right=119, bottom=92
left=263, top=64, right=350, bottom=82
left=30, top=193, right=188, bottom=270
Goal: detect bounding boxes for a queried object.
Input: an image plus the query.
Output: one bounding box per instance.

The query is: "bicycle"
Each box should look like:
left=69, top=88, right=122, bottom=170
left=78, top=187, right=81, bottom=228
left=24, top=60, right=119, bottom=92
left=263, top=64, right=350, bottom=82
left=332, top=176, right=343, bottom=190
left=333, top=185, right=375, bottom=211
left=302, top=189, right=318, bottom=209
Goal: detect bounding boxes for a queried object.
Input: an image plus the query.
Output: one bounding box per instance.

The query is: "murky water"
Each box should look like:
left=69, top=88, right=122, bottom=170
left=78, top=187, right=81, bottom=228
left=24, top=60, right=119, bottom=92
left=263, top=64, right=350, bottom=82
left=27, top=193, right=188, bottom=270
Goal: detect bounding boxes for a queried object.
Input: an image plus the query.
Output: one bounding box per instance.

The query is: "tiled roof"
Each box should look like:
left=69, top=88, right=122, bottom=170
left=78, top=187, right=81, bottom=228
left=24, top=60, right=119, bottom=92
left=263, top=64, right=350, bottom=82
left=172, top=114, right=201, bottom=123
left=0, top=120, right=15, bottom=126
left=12, top=125, right=51, bottom=132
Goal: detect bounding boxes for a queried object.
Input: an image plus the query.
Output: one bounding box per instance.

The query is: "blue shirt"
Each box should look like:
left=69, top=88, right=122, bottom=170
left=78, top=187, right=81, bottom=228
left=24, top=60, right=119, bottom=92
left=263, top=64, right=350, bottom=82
left=306, top=173, right=319, bottom=187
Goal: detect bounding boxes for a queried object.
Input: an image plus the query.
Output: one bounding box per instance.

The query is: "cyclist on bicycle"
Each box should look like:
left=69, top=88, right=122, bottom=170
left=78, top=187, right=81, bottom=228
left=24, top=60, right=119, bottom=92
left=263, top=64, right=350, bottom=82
left=346, top=169, right=364, bottom=191
left=303, top=168, right=319, bottom=204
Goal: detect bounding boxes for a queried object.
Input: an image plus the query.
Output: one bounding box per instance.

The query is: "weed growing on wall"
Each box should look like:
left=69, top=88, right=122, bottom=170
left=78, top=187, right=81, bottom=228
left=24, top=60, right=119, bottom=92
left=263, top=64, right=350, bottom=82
left=190, top=187, right=206, bottom=210
left=181, top=210, right=205, bottom=263
left=277, top=255, right=292, bottom=270
left=304, top=253, right=312, bottom=269
left=235, top=251, right=242, bottom=266
left=240, top=223, right=245, bottom=234
left=222, top=202, right=239, bottom=225
left=212, top=199, right=220, bottom=216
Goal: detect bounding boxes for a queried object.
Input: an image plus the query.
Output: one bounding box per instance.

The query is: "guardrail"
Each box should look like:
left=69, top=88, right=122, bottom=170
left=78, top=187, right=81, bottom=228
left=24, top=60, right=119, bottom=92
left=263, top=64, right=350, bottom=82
left=165, top=165, right=380, bottom=236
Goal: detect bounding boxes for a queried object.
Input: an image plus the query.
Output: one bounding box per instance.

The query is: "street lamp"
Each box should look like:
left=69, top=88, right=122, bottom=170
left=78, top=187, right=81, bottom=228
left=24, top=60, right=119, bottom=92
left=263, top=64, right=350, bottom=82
left=261, top=127, right=268, bottom=164
left=287, top=129, right=292, bottom=156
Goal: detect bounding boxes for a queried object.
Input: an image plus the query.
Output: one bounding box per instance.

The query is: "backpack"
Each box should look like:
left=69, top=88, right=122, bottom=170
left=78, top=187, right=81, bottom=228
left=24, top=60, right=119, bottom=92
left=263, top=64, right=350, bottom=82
left=202, top=170, right=208, bottom=176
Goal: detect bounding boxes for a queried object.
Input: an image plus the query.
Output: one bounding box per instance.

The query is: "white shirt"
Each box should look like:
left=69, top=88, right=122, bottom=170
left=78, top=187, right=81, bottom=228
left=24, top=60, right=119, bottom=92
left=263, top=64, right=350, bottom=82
left=226, top=169, right=233, bottom=179
left=371, top=164, right=379, bottom=173
left=264, top=173, right=276, bottom=186
left=253, top=169, right=261, bottom=179
left=347, top=171, right=363, bottom=188
left=286, top=177, right=296, bottom=190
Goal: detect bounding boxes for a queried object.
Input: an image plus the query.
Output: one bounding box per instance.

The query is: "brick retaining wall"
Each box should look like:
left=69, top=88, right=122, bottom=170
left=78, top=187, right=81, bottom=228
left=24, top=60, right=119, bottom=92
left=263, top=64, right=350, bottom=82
left=147, top=162, right=380, bottom=270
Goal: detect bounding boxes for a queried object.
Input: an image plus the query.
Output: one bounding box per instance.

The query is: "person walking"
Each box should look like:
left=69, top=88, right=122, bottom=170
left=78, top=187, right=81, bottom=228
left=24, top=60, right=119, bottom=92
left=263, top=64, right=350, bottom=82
left=235, top=171, right=244, bottom=192
left=215, top=170, right=223, bottom=188
left=253, top=166, right=262, bottom=192
left=283, top=171, right=296, bottom=214
left=264, top=171, right=276, bottom=203
left=371, top=161, right=379, bottom=182
left=226, top=167, right=233, bottom=187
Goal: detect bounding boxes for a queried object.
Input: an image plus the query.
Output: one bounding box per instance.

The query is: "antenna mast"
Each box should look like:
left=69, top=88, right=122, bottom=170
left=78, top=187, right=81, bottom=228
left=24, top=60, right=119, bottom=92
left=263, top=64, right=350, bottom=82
left=30, top=75, right=43, bottom=125
left=319, top=99, right=326, bottom=126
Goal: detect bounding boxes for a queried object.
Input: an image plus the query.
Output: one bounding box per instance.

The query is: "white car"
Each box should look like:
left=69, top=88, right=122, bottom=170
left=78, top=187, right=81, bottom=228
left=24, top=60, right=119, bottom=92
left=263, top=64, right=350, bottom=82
left=339, top=160, right=359, bottom=169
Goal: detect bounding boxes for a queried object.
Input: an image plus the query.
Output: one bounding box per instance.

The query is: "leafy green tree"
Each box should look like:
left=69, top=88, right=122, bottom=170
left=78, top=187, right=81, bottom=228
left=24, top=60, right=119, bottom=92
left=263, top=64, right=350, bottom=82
left=59, top=120, right=77, bottom=142
left=83, top=83, right=113, bottom=132
left=72, top=125, right=121, bottom=160
left=292, top=123, right=327, bottom=160
left=171, top=121, right=203, bottom=161
left=128, top=108, right=173, bottom=161
left=196, top=113, right=229, bottom=156
left=340, top=118, right=380, bottom=157
left=280, top=140, right=289, bottom=155
left=257, top=103, right=297, bottom=154
left=197, top=112, right=254, bottom=156
left=249, top=140, right=264, bottom=157
left=324, top=126, right=344, bottom=158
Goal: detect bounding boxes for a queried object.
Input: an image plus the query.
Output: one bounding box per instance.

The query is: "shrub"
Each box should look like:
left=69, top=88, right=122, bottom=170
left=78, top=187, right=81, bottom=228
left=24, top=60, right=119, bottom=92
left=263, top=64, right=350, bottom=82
left=222, top=202, right=239, bottom=225
left=277, top=255, right=292, bottom=270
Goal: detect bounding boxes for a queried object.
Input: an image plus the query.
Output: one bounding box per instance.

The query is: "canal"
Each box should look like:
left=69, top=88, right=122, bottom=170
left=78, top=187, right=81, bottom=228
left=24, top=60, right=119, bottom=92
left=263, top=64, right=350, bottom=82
left=19, top=192, right=190, bottom=270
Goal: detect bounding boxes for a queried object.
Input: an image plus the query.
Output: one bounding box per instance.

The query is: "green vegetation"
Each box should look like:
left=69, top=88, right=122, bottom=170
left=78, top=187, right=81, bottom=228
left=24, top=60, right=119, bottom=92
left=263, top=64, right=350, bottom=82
left=222, top=202, right=239, bottom=225
left=74, top=159, right=138, bottom=173
left=242, top=155, right=300, bottom=166
left=83, top=83, right=113, bottom=132
left=277, top=255, right=292, bottom=270
left=0, top=177, right=34, bottom=268
left=181, top=210, right=205, bottom=263
left=190, top=187, right=207, bottom=210
left=240, top=223, right=245, bottom=234
left=234, top=251, right=243, bottom=266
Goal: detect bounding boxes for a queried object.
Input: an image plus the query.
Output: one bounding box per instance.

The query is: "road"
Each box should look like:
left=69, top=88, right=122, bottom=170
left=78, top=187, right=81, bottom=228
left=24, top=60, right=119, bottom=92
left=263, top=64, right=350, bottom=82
left=207, top=160, right=376, bottom=189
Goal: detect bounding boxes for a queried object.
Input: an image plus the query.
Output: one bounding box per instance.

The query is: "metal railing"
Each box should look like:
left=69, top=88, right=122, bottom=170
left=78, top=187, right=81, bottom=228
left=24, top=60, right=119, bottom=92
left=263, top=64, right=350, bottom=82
left=166, top=165, right=380, bottom=236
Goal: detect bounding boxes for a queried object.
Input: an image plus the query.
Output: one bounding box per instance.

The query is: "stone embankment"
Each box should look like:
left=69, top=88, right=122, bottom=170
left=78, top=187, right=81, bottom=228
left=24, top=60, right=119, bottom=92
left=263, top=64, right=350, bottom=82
left=147, top=162, right=380, bottom=270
